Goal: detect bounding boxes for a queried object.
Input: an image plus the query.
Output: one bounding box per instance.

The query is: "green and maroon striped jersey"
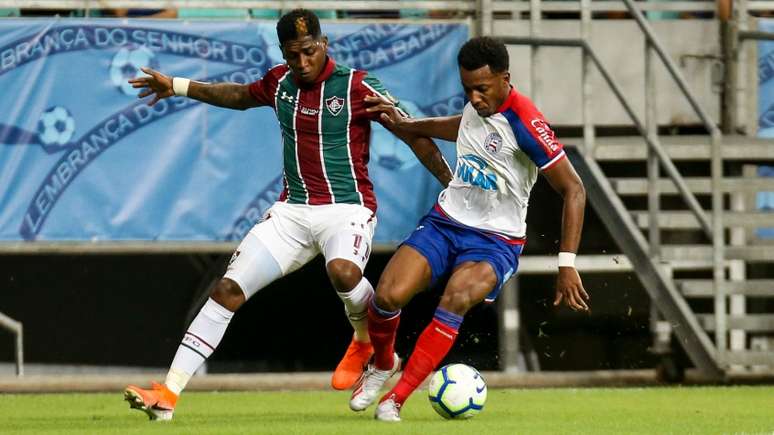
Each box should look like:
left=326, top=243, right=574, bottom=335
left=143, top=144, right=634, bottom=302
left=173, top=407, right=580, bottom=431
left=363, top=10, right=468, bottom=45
left=248, top=58, right=401, bottom=213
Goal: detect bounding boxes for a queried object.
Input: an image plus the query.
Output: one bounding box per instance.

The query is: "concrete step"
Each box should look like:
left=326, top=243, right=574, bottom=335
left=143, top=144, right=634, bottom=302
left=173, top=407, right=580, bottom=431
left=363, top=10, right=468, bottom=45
left=662, top=245, right=774, bottom=262
left=697, top=314, right=774, bottom=332
left=612, top=177, right=774, bottom=195
left=724, top=351, right=774, bottom=366
left=632, top=211, right=774, bottom=229
left=676, top=279, right=774, bottom=297
left=572, top=135, right=774, bottom=161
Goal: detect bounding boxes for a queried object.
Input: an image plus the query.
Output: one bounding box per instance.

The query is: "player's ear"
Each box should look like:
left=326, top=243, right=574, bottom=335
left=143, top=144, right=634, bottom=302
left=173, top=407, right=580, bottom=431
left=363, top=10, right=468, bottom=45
left=502, top=71, right=511, bottom=86
left=320, top=35, right=329, bottom=51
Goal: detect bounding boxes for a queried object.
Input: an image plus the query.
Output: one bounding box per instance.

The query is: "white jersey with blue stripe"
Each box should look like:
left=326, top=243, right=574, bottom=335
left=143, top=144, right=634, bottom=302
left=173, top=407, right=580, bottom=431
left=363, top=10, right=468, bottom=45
left=437, top=88, right=566, bottom=239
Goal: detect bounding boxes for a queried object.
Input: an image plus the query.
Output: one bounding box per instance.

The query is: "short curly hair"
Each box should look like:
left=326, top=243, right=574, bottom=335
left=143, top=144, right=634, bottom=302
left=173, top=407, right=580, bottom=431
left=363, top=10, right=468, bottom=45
left=277, top=9, right=321, bottom=45
left=457, top=36, right=509, bottom=73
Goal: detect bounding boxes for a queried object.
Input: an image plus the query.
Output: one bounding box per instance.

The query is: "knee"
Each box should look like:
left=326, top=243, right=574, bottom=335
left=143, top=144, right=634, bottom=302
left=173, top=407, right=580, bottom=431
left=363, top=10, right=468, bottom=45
left=373, top=276, right=410, bottom=313
left=210, top=278, right=245, bottom=312
left=326, top=259, right=362, bottom=292
left=373, top=290, right=402, bottom=313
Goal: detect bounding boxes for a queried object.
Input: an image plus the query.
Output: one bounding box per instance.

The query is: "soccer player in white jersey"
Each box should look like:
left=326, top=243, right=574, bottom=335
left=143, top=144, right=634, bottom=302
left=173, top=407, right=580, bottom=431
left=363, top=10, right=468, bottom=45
left=350, top=36, right=589, bottom=421
left=122, top=9, right=451, bottom=421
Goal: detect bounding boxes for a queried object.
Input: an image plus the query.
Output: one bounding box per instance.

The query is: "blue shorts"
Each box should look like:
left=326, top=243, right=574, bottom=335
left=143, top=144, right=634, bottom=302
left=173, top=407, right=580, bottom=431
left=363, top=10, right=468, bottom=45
left=401, top=205, right=524, bottom=303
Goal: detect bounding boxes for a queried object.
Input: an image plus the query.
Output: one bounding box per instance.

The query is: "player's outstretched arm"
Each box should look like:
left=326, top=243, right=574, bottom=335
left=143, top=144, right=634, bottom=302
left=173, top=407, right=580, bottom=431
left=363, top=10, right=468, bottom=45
left=364, top=95, right=462, bottom=142
left=129, top=67, right=259, bottom=110
left=543, top=157, right=589, bottom=311
left=392, top=130, right=452, bottom=187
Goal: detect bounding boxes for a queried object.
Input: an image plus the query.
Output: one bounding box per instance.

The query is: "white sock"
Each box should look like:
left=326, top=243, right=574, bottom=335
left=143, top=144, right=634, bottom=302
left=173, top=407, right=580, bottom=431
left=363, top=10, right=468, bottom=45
left=165, top=298, right=234, bottom=395
left=336, top=277, right=374, bottom=343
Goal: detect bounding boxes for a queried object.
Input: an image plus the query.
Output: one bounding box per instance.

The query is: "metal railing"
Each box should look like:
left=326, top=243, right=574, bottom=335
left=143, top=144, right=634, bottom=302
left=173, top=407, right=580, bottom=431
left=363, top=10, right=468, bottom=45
left=5, top=0, right=773, bottom=16
left=0, top=312, right=23, bottom=376
left=518, top=0, right=727, bottom=363
left=620, top=0, right=727, bottom=357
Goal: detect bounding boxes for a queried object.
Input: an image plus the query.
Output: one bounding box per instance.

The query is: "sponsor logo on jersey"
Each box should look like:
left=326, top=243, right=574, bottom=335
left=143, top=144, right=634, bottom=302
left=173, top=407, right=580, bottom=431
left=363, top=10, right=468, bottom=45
left=325, top=96, right=344, bottom=116
left=530, top=119, right=560, bottom=153
left=299, top=106, right=319, bottom=116
left=484, top=132, right=502, bottom=154
left=456, top=154, right=498, bottom=191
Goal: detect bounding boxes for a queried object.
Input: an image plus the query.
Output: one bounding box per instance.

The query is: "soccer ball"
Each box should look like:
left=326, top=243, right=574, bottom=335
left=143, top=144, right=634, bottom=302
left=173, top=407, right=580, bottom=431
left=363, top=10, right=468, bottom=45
left=110, top=46, right=158, bottom=95
left=37, top=106, right=75, bottom=148
left=427, top=363, right=487, bottom=419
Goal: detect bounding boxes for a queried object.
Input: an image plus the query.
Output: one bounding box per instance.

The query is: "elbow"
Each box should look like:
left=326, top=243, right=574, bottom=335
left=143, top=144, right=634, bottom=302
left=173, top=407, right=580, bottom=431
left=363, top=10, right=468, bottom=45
left=573, top=179, right=586, bottom=206
left=562, top=178, right=586, bottom=204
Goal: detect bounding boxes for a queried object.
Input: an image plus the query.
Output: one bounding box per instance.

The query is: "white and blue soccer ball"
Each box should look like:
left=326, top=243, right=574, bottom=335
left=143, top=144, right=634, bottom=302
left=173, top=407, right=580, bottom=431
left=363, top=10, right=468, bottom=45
left=37, top=106, right=75, bottom=148
left=427, top=363, right=487, bottom=419
left=110, top=46, right=158, bottom=95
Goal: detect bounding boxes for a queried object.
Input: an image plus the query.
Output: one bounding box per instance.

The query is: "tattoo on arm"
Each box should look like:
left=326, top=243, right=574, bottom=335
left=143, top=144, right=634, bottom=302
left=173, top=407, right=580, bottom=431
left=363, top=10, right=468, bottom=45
left=409, top=136, right=452, bottom=187
left=187, top=82, right=257, bottom=110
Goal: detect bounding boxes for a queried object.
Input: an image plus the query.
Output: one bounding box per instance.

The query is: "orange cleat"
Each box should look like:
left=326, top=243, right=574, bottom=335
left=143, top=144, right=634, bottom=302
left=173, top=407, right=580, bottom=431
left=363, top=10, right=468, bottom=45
left=332, top=338, right=374, bottom=390
left=124, top=381, right=178, bottom=421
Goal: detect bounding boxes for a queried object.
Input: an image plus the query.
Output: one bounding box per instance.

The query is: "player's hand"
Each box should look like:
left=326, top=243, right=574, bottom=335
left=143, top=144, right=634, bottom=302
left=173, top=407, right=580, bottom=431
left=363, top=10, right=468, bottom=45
left=128, top=67, right=174, bottom=106
left=553, top=267, right=589, bottom=311
left=364, top=94, right=408, bottom=130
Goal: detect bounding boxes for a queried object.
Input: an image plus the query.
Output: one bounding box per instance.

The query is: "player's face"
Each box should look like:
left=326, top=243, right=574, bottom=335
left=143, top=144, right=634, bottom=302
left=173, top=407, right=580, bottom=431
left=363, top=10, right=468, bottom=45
left=281, top=35, right=329, bottom=84
left=459, top=65, right=511, bottom=117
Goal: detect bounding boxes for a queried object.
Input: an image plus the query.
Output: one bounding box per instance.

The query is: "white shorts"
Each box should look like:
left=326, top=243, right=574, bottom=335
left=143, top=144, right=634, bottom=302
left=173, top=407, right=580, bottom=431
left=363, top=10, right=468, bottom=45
left=224, top=202, right=376, bottom=296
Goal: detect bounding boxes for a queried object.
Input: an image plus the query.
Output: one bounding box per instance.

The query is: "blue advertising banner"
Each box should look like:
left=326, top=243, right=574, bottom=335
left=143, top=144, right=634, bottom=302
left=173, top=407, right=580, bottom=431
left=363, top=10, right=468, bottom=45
left=0, top=19, right=466, bottom=243
left=753, top=19, right=774, bottom=239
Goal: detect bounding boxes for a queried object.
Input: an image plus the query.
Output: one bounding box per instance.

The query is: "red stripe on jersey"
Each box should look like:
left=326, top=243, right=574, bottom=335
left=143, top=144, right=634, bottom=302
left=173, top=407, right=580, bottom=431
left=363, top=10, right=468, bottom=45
left=349, top=70, right=379, bottom=212
left=541, top=151, right=567, bottom=171
left=295, top=85, right=332, bottom=205
left=433, top=204, right=527, bottom=245
left=501, top=88, right=564, bottom=159
left=248, top=64, right=290, bottom=108
left=348, top=120, right=377, bottom=212
left=279, top=173, right=288, bottom=202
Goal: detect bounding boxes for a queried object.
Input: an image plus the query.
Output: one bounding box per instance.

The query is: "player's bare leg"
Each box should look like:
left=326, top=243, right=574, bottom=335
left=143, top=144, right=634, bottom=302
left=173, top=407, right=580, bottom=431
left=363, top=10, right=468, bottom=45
left=328, top=258, right=377, bottom=390
left=375, top=261, right=496, bottom=421
left=350, top=246, right=431, bottom=411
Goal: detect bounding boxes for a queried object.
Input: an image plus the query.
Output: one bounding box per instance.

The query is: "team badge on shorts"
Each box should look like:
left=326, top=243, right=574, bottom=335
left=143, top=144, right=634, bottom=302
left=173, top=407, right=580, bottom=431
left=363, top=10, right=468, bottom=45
left=484, top=132, right=503, bottom=154
left=325, top=96, right=345, bottom=116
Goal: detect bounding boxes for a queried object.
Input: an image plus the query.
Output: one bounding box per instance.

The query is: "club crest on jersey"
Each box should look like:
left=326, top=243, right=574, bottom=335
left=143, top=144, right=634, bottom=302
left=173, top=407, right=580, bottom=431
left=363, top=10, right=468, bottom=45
left=484, top=132, right=503, bottom=154
left=325, top=96, right=345, bottom=116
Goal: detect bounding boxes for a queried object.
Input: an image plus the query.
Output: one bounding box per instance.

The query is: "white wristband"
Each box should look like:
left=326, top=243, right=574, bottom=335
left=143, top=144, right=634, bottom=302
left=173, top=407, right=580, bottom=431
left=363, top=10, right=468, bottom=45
left=172, top=77, right=190, bottom=97
left=558, top=252, right=576, bottom=268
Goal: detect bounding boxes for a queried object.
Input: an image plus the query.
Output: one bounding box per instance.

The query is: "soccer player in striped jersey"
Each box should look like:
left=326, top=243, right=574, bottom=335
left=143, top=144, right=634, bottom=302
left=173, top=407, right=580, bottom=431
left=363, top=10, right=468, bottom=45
left=123, top=9, right=451, bottom=421
left=350, top=36, right=588, bottom=421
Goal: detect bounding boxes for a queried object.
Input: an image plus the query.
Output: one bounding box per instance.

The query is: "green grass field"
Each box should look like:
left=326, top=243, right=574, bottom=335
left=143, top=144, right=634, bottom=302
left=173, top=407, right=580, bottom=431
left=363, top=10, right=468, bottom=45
left=1, top=387, right=772, bottom=434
